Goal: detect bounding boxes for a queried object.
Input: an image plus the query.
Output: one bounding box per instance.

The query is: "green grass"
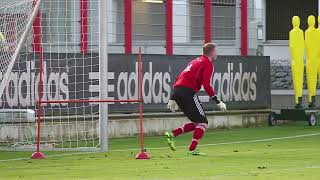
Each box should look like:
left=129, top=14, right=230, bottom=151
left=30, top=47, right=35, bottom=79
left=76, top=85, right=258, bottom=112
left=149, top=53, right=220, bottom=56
left=1, top=122, right=320, bottom=180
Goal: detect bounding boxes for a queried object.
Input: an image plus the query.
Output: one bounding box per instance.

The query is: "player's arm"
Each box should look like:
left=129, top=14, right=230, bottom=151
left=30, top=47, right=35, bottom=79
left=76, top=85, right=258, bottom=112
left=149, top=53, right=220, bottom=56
left=203, top=63, right=227, bottom=111
left=202, top=63, right=216, bottom=98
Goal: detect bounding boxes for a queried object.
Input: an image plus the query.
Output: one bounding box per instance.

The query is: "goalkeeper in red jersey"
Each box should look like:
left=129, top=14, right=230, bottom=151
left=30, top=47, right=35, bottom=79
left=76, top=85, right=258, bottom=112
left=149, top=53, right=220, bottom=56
left=165, top=43, right=227, bottom=155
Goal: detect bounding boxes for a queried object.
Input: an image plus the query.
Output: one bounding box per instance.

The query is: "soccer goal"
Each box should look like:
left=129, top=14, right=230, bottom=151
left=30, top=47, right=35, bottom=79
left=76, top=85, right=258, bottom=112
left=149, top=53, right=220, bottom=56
left=0, top=0, right=148, bottom=159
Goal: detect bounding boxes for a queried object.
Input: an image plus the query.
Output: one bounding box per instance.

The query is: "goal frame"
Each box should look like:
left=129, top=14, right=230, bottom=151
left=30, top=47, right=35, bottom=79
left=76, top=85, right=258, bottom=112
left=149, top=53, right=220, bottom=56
left=32, top=0, right=147, bottom=157
left=0, top=0, right=148, bottom=159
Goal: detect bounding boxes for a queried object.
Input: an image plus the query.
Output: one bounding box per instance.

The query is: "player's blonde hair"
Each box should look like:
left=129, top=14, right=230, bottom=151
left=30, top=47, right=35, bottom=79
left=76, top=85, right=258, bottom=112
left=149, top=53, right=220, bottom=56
left=203, top=43, right=216, bottom=56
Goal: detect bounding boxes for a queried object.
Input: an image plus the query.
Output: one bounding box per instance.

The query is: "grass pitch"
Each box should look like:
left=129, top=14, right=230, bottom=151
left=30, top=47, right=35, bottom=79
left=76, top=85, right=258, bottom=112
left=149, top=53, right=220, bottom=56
left=0, top=122, right=320, bottom=180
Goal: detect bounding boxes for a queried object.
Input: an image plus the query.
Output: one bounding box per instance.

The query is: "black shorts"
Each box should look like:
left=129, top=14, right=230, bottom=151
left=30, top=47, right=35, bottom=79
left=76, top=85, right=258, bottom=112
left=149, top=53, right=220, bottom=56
left=171, top=86, right=208, bottom=124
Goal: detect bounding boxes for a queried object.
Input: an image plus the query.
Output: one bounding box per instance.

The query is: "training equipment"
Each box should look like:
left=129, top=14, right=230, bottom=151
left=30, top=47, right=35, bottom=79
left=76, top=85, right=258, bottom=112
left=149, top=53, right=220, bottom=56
left=0, top=0, right=43, bottom=150
left=289, top=16, right=304, bottom=108
left=0, top=0, right=107, bottom=152
left=305, top=15, right=319, bottom=107
left=0, top=0, right=148, bottom=159
left=317, top=16, right=320, bottom=81
left=269, top=109, right=318, bottom=127
left=269, top=16, right=319, bottom=127
left=0, top=31, right=7, bottom=51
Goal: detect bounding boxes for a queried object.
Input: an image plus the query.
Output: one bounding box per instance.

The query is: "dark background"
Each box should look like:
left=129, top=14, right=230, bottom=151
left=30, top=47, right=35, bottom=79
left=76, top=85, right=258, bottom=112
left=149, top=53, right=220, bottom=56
left=266, top=0, right=318, bottom=40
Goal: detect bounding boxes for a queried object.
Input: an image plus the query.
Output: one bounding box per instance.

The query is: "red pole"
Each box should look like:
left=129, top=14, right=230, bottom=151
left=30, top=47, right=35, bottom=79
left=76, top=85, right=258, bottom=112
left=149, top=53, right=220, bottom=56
left=124, top=0, right=132, bottom=54
left=138, top=47, right=144, bottom=150
left=204, top=0, right=212, bottom=43
left=166, top=0, right=173, bottom=55
left=31, top=47, right=45, bottom=159
left=136, top=47, right=149, bottom=159
left=32, top=0, right=41, bottom=53
left=31, top=0, right=45, bottom=159
left=241, top=0, right=248, bottom=56
left=37, top=47, right=43, bottom=152
left=80, top=0, right=88, bottom=54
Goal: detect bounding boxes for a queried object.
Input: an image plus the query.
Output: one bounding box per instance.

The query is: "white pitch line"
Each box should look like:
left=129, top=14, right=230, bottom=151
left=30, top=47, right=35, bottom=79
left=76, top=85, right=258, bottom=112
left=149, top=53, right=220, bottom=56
left=198, top=132, right=320, bottom=147
left=1, top=132, right=320, bottom=162
left=0, top=152, right=97, bottom=162
left=0, top=157, right=31, bottom=162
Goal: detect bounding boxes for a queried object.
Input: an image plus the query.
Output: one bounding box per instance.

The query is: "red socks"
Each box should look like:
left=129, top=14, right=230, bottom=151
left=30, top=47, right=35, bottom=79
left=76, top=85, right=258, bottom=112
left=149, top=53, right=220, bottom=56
left=172, top=122, right=196, bottom=137
left=189, top=123, right=208, bottom=151
left=171, top=122, right=208, bottom=151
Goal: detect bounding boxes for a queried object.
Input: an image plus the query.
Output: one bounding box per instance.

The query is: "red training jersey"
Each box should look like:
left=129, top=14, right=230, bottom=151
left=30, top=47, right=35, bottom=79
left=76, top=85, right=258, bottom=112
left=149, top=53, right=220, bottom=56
left=173, top=55, right=216, bottom=97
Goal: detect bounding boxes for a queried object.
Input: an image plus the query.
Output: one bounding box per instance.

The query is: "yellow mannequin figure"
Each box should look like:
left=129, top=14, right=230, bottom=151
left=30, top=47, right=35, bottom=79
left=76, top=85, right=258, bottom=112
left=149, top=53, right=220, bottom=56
left=305, top=15, right=319, bottom=107
left=0, top=31, right=6, bottom=51
left=318, top=16, right=320, bottom=81
left=289, top=16, right=304, bottom=108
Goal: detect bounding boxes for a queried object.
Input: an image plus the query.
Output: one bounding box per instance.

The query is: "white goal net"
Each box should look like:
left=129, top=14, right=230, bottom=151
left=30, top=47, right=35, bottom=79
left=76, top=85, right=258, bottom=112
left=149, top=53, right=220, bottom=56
left=0, top=0, right=106, bottom=151
left=0, top=0, right=36, bottom=100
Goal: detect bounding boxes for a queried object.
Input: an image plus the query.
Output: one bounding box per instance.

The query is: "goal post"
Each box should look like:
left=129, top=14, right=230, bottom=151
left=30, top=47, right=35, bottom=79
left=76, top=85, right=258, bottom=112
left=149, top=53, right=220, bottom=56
left=99, top=0, right=108, bottom=152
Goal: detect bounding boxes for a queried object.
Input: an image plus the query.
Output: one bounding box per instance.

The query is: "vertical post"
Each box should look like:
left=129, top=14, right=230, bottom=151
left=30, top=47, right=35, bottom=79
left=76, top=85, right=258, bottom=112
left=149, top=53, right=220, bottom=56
left=80, top=0, right=88, bottom=54
left=136, top=47, right=149, bottom=160
left=31, top=47, right=45, bottom=159
left=30, top=0, right=45, bottom=159
left=37, top=47, right=43, bottom=152
left=138, top=47, right=144, bottom=151
left=99, top=0, right=109, bottom=151
left=166, top=0, right=173, bottom=55
left=241, top=0, right=248, bottom=56
left=204, top=0, right=212, bottom=43
left=33, top=0, right=42, bottom=53
left=124, top=0, right=132, bottom=54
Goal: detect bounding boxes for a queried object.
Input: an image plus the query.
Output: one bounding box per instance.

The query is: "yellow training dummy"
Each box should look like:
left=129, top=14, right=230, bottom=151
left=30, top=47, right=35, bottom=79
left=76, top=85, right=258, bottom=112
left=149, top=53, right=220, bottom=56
left=0, top=31, right=7, bottom=51
left=289, top=16, right=304, bottom=108
left=305, top=15, right=319, bottom=107
left=0, top=32, right=5, bottom=42
left=317, top=16, right=320, bottom=82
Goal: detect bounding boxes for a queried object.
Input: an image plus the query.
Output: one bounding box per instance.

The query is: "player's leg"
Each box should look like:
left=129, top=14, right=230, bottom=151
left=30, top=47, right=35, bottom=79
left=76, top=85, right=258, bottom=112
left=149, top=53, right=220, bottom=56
left=165, top=87, right=196, bottom=151
left=165, top=122, right=197, bottom=150
left=188, top=123, right=208, bottom=155
left=172, top=122, right=197, bottom=137
left=166, top=88, right=208, bottom=154
left=187, top=94, right=208, bottom=155
left=165, top=131, right=176, bottom=151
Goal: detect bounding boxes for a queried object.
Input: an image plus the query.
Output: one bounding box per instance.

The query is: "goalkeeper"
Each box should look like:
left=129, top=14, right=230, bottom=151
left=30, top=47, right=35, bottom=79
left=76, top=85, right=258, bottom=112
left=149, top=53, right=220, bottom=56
left=165, top=43, right=227, bottom=156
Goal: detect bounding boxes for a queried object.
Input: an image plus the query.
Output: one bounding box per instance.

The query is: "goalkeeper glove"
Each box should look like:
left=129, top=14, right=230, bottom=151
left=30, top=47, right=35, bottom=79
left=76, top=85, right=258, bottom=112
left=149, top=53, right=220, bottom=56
left=211, top=96, right=227, bottom=112
left=167, top=100, right=179, bottom=112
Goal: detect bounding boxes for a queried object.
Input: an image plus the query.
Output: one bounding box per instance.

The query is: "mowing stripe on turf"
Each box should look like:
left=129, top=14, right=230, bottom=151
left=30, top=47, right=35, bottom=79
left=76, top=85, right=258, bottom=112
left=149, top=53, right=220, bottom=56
left=1, top=132, right=320, bottom=162
left=110, top=132, right=320, bottom=152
